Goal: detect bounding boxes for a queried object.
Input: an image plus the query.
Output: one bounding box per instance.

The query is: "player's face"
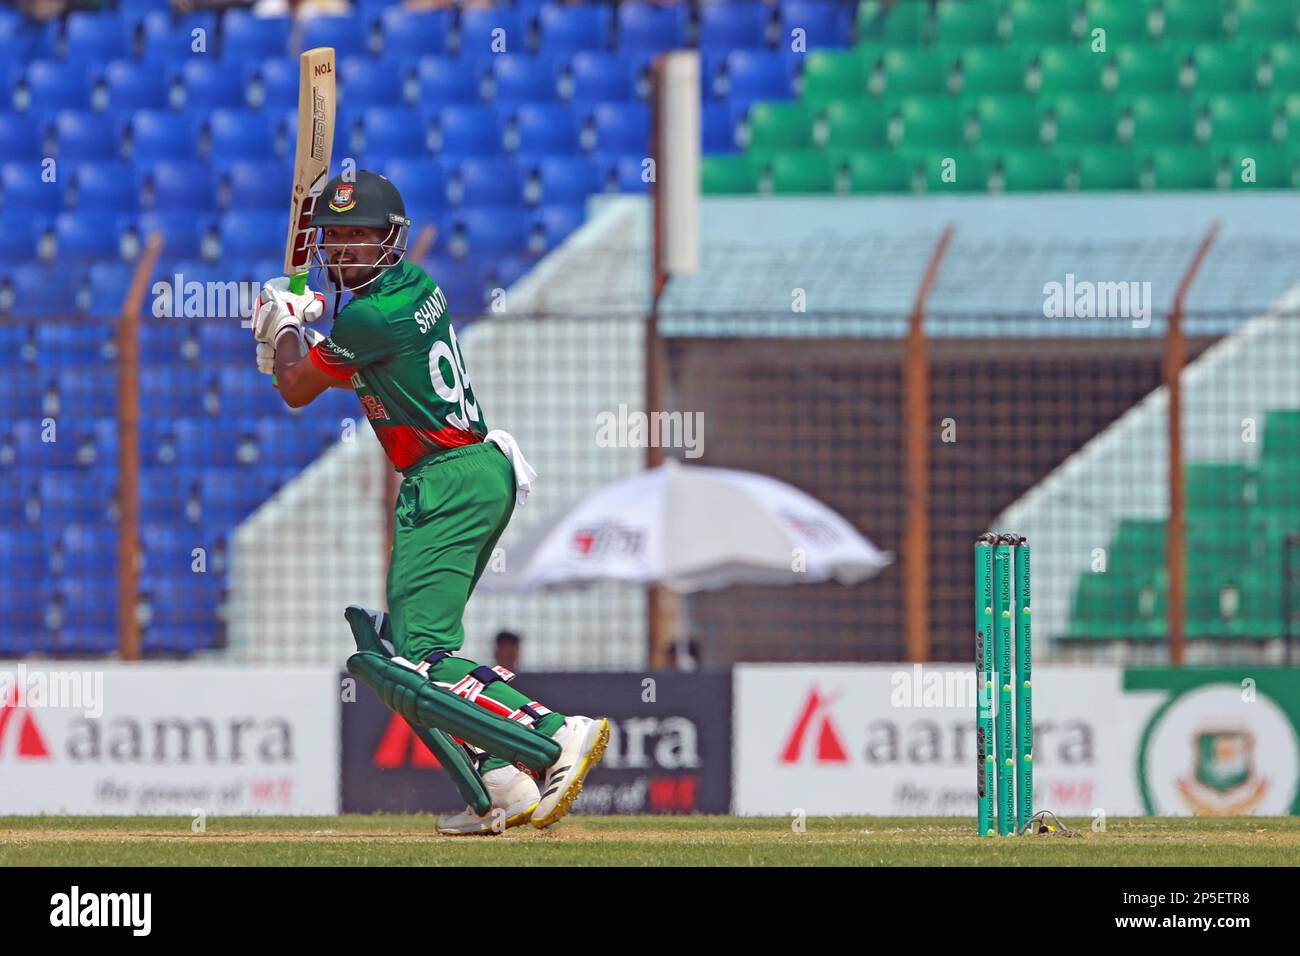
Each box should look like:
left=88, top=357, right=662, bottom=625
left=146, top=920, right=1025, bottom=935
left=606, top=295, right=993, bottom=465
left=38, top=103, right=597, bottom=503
left=321, top=226, right=391, bottom=289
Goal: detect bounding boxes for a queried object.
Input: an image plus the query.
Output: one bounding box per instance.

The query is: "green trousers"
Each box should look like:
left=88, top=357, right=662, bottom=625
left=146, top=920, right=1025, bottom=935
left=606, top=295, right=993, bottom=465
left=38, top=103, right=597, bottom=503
left=387, top=442, right=565, bottom=772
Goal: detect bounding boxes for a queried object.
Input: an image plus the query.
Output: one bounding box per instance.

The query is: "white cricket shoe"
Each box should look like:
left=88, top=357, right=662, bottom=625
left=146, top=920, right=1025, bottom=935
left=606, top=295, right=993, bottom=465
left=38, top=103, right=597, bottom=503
left=531, top=715, right=611, bottom=830
left=437, top=766, right=539, bottom=837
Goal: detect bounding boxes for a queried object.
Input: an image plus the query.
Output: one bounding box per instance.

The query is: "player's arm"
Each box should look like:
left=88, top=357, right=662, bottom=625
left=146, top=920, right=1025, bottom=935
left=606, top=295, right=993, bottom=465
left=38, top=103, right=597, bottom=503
left=273, top=329, right=345, bottom=408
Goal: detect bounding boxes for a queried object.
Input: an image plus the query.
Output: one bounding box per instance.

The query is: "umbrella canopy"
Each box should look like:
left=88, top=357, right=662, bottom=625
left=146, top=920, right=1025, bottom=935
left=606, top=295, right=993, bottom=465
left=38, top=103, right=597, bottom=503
left=483, top=461, right=892, bottom=594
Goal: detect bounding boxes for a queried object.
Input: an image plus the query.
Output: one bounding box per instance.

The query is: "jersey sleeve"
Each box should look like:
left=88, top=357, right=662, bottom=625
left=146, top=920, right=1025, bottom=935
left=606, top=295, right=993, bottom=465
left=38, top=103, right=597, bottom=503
left=307, top=300, right=394, bottom=380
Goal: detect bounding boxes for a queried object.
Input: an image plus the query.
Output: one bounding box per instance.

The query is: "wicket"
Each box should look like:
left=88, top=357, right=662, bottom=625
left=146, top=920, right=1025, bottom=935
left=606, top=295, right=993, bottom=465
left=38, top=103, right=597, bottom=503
left=974, top=532, right=1032, bottom=836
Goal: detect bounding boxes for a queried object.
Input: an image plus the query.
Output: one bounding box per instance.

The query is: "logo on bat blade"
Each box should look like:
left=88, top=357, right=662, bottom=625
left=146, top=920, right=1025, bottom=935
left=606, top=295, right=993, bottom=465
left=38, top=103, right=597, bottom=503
left=328, top=183, right=356, bottom=212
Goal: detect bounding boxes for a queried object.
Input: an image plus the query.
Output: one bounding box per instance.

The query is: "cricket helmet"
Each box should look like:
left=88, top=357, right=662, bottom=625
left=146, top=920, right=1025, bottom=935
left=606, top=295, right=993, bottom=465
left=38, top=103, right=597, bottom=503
left=308, top=170, right=412, bottom=294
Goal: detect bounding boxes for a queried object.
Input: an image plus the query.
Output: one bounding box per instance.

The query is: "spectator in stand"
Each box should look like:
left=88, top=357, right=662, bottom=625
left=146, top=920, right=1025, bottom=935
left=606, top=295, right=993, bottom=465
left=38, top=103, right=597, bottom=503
left=494, top=629, right=522, bottom=673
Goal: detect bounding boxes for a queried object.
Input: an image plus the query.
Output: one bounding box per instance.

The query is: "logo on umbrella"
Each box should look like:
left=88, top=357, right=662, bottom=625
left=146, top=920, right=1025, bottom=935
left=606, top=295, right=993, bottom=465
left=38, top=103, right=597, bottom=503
left=571, top=524, right=644, bottom=558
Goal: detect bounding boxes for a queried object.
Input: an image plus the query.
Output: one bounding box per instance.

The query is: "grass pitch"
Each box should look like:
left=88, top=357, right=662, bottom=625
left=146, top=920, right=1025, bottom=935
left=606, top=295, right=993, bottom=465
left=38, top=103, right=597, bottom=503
left=0, top=815, right=1297, bottom=866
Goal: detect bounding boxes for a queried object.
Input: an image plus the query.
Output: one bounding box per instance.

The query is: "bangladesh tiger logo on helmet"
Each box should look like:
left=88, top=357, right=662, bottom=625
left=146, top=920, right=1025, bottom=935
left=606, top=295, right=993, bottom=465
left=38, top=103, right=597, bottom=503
left=328, top=183, right=356, bottom=213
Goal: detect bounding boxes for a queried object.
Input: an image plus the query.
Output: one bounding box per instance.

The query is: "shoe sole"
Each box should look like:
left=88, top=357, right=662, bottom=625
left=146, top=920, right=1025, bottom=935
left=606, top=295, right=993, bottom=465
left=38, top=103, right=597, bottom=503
left=438, top=801, right=538, bottom=837
left=531, top=718, right=610, bottom=830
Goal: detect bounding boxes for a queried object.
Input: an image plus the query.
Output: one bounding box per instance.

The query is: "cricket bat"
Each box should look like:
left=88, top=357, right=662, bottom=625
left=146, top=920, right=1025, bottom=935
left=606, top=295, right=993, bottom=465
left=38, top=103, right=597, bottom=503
left=284, top=47, right=336, bottom=296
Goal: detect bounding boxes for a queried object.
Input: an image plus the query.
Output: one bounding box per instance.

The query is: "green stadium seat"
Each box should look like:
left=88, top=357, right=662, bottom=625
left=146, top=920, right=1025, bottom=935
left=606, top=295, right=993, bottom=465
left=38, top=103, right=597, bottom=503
left=1214, top=142, right=1292, bottom=187
left=1109, top=517, right=1167, bottom=573
left=1185, top=462, right=1255, bottom=513
left=1124, top=93, right=1198, bottom=145
left=974, top=95, right=1042, bottom=147
left=960, top=47, right=1029, bottom=96
left=908, top=149, right=990, bottom=192
left=891, top=96, right=967, bottom=149
left=1159, top=0, right=1229, bottom=43
left=881, top=48, right=957, bottom=97
left=1006, top=0, right=1075, bottom=47
left=1113, top=44, right=1187, bottom=94
left=1281, top=93, right=1300, bottom=139
left=1192, top=42, right=1264, bottom=93
left=746, top=101, right=815, bottom=152
left=701, top=155, right=758, bottom=194
left=1068, top=145, right=1140, bottom=188
left=1257, top=457, right=1300, bottom=511
left=1234, top=0, right=1300, bottom=44
left=935, top=0, right=1001, bottom=47
left=843, top=151, right=913, bottom=193
left=1142, top=145, right=1219, bottom=189
left=1067, top=573, right=1163, bottom=640
left=801, top=49, right=874, bottom=104
left=1262, top=409, right=1300, bottom=461
left=822, top=99, right=888, bottom=149
left=1034, top=46, right=1110, bottom=95
left=768, top=151, right=837, bottom=194
left=1204, top=94, right=1279, bottom=144
left=1047, top=94, right=1119, bottom=146
left=857, top=0, right=930, bottom=47
left=1186, top=515, right=1258, bottom=574
left=996, top=149, right=1065, bottom=191
left=1084, top=0, right=1157, bottom=47
left=1268, top=45, right=1300, bottom=92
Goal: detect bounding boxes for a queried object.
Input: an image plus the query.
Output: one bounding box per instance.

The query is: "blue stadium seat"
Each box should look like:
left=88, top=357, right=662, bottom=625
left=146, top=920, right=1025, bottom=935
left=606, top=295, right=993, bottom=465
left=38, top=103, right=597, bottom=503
left=199, top=468, right=267, bottom=523
left=54, top=211, right=128, bottom=262
left=595, top=153, right=652, bottom=193
left=460, top=6, right=524, bottom=57
left=206, top=109, right=279, bottom=161
left=99, top=59, right=170, bottom=112
left=447, top=206, right=530, bottom=254
left=361, top=107, right=428, bottom=158
left=177, top=58, right=247, bottom=110
left=140, top=523, right=196, bottom=575
left=538, top=2, right=612, bottom=53
left=418, top=56, right=483, bottom=105
left=60, top=524, right=117, bottom=576
left=255, top=416, right=318, bottom=469
left=197, top=319, right=248, bottom=364
left=0, top=530, right=53, bottom=577
left=220, top=10, right=291, bottom=63
left=252, top=58, right=299, bottom=111
left=51, top=367, right=117, bottom=421
left=137, top=210, right=212, bottom=260
left=142, top=365, right=214, bottom=418
left=71, top=161, right=139, bottom=212
left=512, top=103, right=580, bottom=156
left=141, top=467, right=200, bottom=525
left=381, top=158, right=447, bottom=211
left=435, top=105, right=503, bottom=158
left=53, top=110, right=122, bottom=163
left=36, top=321, right=114, bottom=366
left=703, top=101, right=739, bottom=152
left=130, top=110, right=200, bottom=162
left=700, top=2, right=771, bottom=51
left=140, top=12, right=219, bottom=65
left=83, top=262, right=133, bottom=319
left=219, top=210, right=287, bottom=259
left=0, top=322, right=36, bottom=365
left=173, top=417, right=241, bottom=467
left=380, top=8, right=452, bottom=60
left=340, top=55, right=407, bottom=107
left=0, top=113, right=44, bottom=162
left=9, top=419, right=80, bottom=470
left=0, top=212, right=43, bottom=259
left=40, top=472, right=114, bottom=526
left=491, top=55, right=561, bottom=103
left=566, top=51, right=639, bottom=104
left=144, top=159, right=215, bottom=211
left=220, top=160, right=292, bottom=210
left=530, top=203, right=585, bottom=251
left=725, top=49, right=798, bottom=108
left=55, top=580, right=118, bottom=649
left=22, top=60, right=92, bottom=114
left=450, top=158, right=525, bottom=206
left=532, top=156, right=600, bottom=204
left=780, top=0, right=854, bottom=49
left=302, top=15, right=370, bottom=61
left=11, top=264, right=81, bottom=319
left=217, top=365, right=286, bottom=418
left=585, top=102, right=650, bottom=154
left=617, top=2, right=689, bottom=53
left=65, top=10, right=130, bottom=62
left=140, top=321, right=194, bottom=365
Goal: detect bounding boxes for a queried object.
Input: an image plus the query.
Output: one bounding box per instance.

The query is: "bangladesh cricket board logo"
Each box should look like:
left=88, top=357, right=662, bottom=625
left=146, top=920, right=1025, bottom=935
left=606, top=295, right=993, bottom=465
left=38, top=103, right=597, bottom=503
left=1136, top=681, right=1300, bottom=816
left=328, top=183, right=356, bottom=213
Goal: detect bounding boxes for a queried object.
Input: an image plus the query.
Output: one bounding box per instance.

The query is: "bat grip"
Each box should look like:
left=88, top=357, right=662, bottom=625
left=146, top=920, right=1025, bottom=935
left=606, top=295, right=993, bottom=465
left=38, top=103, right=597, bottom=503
left=288, top=272, right=307, bottom=295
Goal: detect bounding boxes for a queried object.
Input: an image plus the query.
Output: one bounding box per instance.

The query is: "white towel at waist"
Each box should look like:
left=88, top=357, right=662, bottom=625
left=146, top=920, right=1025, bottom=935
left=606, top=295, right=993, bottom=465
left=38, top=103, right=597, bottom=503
left=484, top=429, right=538, bottom=505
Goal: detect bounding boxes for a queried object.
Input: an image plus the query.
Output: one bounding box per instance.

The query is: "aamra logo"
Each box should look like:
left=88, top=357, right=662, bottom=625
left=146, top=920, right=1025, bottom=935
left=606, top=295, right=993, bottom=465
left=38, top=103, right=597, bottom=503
left=0, top=684, right=51, bottom=760
left=373, top=714, right=443, bottom=769
left=780, top=688, right=848, bottom=764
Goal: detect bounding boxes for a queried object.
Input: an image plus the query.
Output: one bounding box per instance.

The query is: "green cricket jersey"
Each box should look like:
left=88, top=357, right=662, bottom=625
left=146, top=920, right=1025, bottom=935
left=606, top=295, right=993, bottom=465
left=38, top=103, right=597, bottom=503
left=308, top=260, right=488, bottom=471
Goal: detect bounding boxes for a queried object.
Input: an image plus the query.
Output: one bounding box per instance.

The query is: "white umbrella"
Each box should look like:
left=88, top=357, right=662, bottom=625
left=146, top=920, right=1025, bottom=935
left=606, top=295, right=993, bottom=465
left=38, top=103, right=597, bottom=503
left=483, top=460, right=893, bottom=594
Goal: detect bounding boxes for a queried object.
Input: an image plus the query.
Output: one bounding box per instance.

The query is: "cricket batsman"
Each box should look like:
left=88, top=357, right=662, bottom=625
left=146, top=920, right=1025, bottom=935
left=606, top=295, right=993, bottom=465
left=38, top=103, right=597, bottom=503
left=249, top=170, right=610, bottom=835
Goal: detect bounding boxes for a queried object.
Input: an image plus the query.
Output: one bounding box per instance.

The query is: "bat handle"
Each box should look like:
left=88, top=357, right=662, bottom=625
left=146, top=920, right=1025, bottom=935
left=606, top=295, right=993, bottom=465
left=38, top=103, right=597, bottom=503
left=288, top=271, right=308, bottom=295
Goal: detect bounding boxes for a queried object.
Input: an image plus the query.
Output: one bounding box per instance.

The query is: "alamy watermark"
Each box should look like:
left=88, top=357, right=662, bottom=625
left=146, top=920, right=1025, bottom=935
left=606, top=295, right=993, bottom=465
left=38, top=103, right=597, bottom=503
left=1043, top=273, right=1153, bottom=329
left=0, top=665, right=103, bottom=719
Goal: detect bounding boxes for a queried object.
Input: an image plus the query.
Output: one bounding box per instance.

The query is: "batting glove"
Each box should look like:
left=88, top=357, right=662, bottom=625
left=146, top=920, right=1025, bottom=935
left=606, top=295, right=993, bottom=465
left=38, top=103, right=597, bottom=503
left=252, top=276, right=325, bottom=344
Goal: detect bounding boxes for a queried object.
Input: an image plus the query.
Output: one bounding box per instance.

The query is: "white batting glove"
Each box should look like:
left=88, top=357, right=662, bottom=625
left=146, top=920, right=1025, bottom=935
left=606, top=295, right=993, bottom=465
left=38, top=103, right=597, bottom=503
left=256, top=326, right=324, bottom=375
left=252, top=276, right=325, bottom=344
